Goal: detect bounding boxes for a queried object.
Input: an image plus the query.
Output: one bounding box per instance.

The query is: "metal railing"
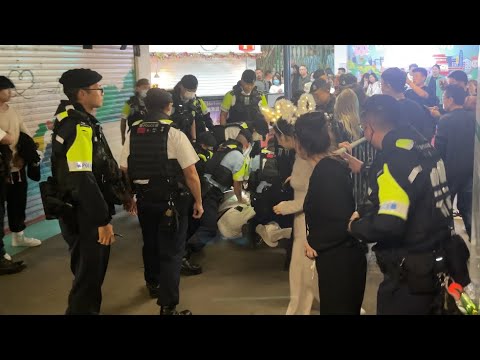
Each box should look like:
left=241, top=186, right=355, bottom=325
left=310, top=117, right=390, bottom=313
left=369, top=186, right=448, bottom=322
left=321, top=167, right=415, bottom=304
left=351, top=141, right=377, bottom=207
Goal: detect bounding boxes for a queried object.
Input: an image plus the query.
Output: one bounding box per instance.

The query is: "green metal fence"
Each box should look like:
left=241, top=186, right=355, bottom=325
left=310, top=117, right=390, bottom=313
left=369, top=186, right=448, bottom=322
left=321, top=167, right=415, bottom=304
left=257, top=45, right=334, bottom=75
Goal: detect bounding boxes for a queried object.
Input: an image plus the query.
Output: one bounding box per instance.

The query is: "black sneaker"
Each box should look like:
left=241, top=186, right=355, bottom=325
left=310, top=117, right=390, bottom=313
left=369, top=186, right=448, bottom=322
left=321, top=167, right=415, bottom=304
left=160, top=305, right=192, bottom=315
left=146, top=283, right=160, bottom=298
left=181, top=257, right=202, bottom=276
left=0, top=257, right=26, bottom=275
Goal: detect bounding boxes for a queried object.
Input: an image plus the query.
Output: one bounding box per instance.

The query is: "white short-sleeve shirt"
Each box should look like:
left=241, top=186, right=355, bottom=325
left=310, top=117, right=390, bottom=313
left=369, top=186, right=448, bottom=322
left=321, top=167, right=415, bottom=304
left=120, top=125, right=199, bottom=181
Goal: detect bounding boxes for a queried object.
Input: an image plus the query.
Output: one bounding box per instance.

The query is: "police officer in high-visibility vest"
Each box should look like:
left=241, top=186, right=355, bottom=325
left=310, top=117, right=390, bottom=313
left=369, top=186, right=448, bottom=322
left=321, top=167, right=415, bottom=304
left=51, top=69, right=129, bottom=315
left=170, top=75, right=214, bottom=142
left=182, top=131, right=217, bottom=275
left=120, top=88, right=203, bottom=315
left=210, top=121, right=251, bottom=150
left=193, top=131, right=216, bottom=179
left=219, top=69, right=269, bottom=138
left=186, top=129, right=252, bottom=269
left=345, top=95, right=454, bottom=315
left=120, top=78, right=150, bottom=145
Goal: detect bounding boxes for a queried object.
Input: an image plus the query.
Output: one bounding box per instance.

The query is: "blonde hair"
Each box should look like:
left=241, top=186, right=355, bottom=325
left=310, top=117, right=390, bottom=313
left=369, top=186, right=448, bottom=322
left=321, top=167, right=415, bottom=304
left=334, top=88, right=361, bottom=141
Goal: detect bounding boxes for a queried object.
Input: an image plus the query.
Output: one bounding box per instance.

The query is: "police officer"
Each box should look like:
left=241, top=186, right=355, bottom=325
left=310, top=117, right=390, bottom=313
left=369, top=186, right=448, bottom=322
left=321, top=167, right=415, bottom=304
left=193, top=131, right=216, bottom=178
left=182, top=131, right=216, bottom=276
left=186, top=129, right=252, bottom=269
left=52, top=69, right=126, bottom=315
left=120, top=88, right=203, bottom=315
left=120, top=78, right=150, bottom=145
left=170, top=75, right=214, bottom=142
left=309, top=78, right=335, bottom=116
left=211, top=121, right=251, bottom=150
left=345, top=95, right=453, bottom=315
left=219, top=69, right=269, bottom=138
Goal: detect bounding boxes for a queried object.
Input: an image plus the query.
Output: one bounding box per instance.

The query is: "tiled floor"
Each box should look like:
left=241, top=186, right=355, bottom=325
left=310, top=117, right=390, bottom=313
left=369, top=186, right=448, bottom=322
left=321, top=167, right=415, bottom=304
left=0, top=211, right=477, bottom=315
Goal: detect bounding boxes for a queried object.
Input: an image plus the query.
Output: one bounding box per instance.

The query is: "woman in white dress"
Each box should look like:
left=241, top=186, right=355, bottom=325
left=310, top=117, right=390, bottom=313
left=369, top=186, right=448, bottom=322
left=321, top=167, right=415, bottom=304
left=266, top=96, right=320, bottom=315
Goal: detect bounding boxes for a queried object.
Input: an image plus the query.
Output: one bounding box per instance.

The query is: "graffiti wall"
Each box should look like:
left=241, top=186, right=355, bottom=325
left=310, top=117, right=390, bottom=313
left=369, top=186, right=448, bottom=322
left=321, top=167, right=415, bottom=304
left=0, top=45, right=135, bottom=225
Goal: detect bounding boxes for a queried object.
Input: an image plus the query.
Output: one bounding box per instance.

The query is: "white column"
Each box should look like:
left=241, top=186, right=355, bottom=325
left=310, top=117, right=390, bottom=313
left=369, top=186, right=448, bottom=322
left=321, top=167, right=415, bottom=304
left=134, top=45, right=151, bottom=81
left=334, top=45, right=348, bottom=73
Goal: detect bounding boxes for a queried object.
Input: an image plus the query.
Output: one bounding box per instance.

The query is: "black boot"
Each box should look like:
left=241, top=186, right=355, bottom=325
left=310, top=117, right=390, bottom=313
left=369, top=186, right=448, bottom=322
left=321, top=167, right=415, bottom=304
left=146, top=283, right=160, bottom=298
left=160, top=305, right=192, bottom=315
left=181, top=257, right=202, bottom=276
left=242, top=221, right=261, bottom=249
left=0, top=257, right=26, bottom=276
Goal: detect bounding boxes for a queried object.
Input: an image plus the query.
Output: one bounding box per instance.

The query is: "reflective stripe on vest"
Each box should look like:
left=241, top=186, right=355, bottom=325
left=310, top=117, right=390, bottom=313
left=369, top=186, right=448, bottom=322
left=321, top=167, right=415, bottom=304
left=66, top=124, right=93, bottom=172
left=132, top=119, right=173, bottom=127
left=56, top=111, right=69, bottom=122
left=377, top=163, right=410, bottom=220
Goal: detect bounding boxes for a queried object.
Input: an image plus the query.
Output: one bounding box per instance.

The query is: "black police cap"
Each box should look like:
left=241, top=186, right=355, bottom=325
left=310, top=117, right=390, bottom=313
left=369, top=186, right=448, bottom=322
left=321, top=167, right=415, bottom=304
left=197, top=132, right=217, bottom=147
left=241, top=70, right=256, bottom=84
left=180, top=75, right=198, bottom=90
left=0, top=76, right=15, bottom=90
left=59, top=68, right=102, bottom=88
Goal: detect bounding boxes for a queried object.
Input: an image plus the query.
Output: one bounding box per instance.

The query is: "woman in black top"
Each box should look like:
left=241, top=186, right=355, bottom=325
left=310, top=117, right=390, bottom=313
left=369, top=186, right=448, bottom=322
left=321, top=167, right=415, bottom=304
left=295, top=112, right=367, bottom=315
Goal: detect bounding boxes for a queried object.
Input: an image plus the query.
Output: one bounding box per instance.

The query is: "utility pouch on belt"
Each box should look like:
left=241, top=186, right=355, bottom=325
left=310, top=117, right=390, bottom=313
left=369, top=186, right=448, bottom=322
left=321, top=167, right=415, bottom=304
left=159, top=207, right=177, bottom=233
left=403, top=253, right=437, bottom=295
left=136, top=184, right=173, bottom=203
left=40, top=176, right=75, bottom=222
left=174, top=190, right=192, bottom=216
left=444, top=233, right=471, bottom=287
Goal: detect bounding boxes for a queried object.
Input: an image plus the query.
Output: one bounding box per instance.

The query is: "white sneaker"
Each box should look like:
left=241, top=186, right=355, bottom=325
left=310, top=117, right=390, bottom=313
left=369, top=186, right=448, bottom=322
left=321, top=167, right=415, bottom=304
left=256, top=224, right=279, bottom=247
left=360, top=308, right=366, bottom=315
left=3, top=253, right=12, bottom=261
left=256, top=223, right=292, bottom=248
left=12, top=232, right=42, bottom=247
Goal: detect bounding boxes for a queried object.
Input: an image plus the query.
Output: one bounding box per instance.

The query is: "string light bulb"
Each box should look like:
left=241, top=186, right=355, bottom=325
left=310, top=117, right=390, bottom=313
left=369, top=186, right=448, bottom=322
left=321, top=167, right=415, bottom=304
left=260, top=94, right=315, bottom=125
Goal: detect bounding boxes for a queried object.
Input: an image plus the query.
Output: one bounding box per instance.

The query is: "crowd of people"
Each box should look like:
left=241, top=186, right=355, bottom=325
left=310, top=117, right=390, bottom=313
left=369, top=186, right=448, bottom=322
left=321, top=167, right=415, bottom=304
left=0, top=60, right=476, bottom=316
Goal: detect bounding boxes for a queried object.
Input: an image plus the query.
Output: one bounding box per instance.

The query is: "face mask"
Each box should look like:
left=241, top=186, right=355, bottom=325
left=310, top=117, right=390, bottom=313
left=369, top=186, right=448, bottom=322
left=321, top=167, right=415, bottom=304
left=139, top=90, right=148, bottom=99
left=183, top=91, right=196, bottom=100
left=273, top=79, right=280, bottom=86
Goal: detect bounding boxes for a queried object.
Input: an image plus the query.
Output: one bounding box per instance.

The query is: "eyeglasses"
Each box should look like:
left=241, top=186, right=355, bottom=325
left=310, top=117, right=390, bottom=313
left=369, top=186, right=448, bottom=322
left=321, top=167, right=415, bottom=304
left=82, top=88, right=104, bottom=95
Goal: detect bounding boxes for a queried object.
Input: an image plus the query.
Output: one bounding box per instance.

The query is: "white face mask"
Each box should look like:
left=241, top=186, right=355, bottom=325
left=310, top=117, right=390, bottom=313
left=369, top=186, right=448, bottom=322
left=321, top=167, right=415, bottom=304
left=139, top=89, right=148, bottom=99
left=183, top=91, right=196, bottom=100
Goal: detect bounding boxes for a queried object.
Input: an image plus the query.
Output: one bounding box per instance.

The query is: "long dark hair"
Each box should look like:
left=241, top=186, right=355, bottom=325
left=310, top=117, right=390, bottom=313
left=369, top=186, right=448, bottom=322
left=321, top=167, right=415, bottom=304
left=294, top=112, right=331, bottom=157
left=273, top=118, right=295, bottom=138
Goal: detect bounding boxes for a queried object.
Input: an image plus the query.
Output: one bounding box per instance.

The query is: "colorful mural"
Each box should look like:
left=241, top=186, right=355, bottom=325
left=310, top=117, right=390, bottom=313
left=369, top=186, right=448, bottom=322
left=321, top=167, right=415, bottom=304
left=347, top=45, right=479, bottom=82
